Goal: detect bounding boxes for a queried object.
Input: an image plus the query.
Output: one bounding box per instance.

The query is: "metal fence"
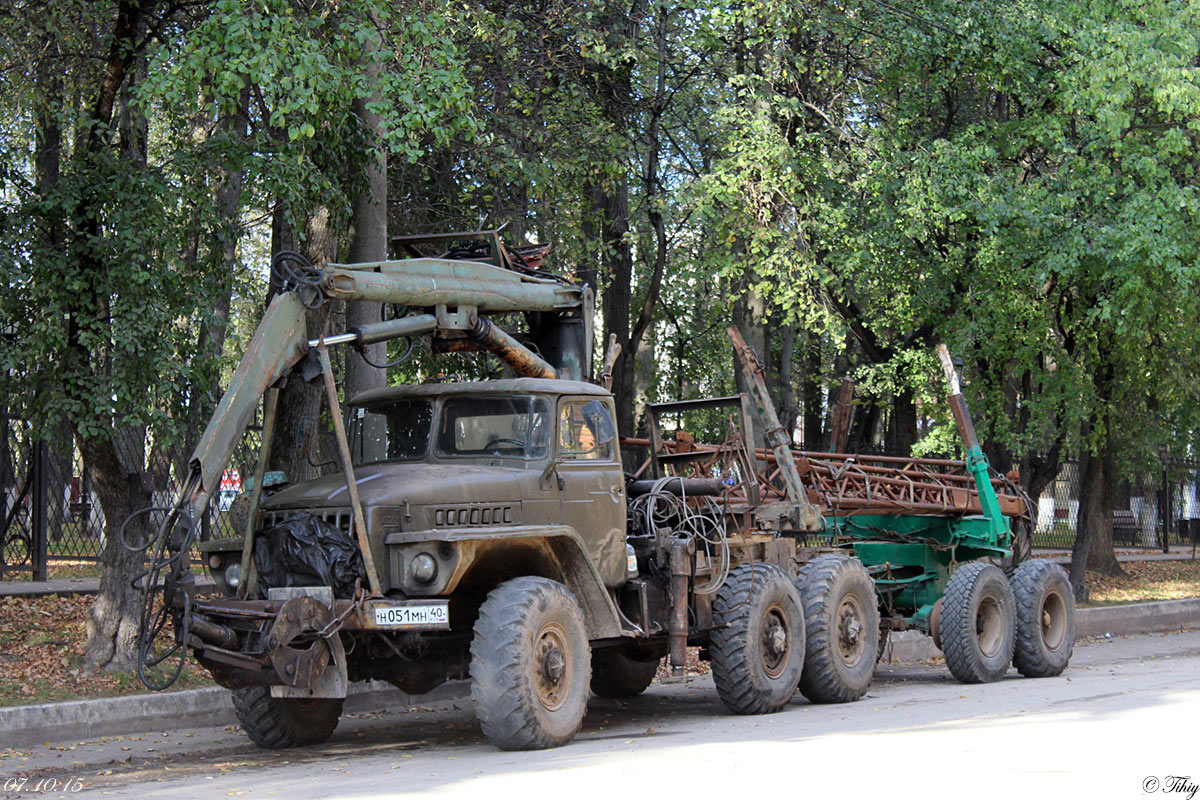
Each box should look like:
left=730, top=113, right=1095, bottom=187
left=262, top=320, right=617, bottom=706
left=0, top=415, right=265, bottom=579
left=1032, top=460, right=1200, bottom=550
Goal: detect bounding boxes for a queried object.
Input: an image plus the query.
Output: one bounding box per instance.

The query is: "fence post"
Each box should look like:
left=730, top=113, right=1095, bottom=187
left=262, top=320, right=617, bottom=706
left=1161, top=465, right=1171, bottom=554
left=31, top=440, right=47, bottom=581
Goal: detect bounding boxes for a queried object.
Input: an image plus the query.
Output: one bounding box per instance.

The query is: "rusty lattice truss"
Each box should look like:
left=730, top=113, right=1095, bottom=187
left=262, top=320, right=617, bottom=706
left=627, top=436, right=1028, bottom=519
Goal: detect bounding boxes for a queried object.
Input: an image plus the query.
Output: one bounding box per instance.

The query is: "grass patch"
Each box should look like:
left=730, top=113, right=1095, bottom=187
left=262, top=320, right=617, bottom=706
left=1082, top=559, right=1200, bottom=606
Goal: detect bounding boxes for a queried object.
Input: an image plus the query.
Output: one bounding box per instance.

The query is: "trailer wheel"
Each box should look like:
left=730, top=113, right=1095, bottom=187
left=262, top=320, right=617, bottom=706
left=795, top=555, right=879, bottom=703
left=710, top=563, right=805, bottom=714
left=941, top=561, right=1015, bottom=684
left=590, top=648, right=660, bottom=699
left=231, top=686, right=343, bottom=748
left=470, top=577, right=591, bottom=750
left=1011, top=559, right=1075, bottom=677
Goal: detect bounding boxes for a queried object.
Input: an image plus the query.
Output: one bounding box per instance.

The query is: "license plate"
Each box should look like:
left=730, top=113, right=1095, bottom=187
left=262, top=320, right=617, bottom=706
left=372, top=601, right=450, bottom=629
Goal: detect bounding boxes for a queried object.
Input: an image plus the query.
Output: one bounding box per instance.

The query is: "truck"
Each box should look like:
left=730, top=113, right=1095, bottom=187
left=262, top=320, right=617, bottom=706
left=136, top=229, right=1076, bottom=751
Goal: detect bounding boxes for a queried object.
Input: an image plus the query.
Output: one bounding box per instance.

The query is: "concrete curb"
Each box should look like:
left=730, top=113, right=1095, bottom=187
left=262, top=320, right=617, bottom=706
left=0, top=680, right=469, bottom=750
left=1074, top=597, right=1200, bottom=639
left=880, top=596, right=1200, bottom=664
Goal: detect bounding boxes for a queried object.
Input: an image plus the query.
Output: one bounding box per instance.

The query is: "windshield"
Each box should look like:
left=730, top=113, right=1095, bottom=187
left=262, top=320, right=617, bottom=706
left=349, top=399, right=434, bottom=465
left=436, top=396, right=550, bottom=459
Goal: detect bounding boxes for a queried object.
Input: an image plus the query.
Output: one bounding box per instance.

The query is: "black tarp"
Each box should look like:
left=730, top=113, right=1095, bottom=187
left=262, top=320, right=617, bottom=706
left=253, top=513, right=365, bottom=598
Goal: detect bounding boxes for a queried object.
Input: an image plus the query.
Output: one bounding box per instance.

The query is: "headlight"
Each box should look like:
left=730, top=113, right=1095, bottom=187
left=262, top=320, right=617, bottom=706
left=225, top=563, right=242, bottom=588
left=410, top=553, right=438, bottom=584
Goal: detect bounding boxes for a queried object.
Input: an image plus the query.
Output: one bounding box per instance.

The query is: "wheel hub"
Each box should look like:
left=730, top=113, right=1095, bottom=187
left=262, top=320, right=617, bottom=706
left=975, top=594, right=1004, bottom=658
left=1039, top=589, right=1068, bottom=652
left=543, top=647, right=565, bottom=683
left=760, top=607, right=789, bottom=678
left=534, top=623, right=571, bottom=711
left=836, top=594, right=867, bottom=668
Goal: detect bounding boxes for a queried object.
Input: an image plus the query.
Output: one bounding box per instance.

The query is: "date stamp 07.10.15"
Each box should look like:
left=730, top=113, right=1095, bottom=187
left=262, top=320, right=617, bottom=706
left=3, top=777, right=85, bottom=794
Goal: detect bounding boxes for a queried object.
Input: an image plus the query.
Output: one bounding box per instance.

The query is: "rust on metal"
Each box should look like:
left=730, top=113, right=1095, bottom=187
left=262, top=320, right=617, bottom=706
left=668, top=538, right=690, bottom=676
left=728, top=327, right=825, bottom=531
left=467, top=316, right=557, bottom=379
left=622, top=437, right=1029, bottom=520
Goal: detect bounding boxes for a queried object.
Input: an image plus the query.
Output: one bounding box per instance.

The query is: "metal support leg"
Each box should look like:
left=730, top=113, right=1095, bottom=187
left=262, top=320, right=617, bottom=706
left=237, top=387, right=279, bottom=599
left=318, top=345, right=383, bottom=596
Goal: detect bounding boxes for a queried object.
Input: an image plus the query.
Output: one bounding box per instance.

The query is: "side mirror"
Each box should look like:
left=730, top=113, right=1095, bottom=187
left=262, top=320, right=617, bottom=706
left=581, top=400, right=617, bottom=443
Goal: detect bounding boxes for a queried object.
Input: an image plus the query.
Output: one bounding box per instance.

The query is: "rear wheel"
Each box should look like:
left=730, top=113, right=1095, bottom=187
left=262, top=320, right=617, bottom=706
left=1011, top=559, right=1075, bottom=677
left=795, top=555, right=879, bottom=703
left=710, top=563, right=805, bottom=714
left=941, top=562, right=1015, bottom=684
left=470, top=577, right=591, bottom=750
left=590, top=648, right=660, bottom=698
left=231, top=686, right=342, bottom=748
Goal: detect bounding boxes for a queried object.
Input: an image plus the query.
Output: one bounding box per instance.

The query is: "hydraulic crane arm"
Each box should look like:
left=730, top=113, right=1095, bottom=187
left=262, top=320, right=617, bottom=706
left=183, top=249, right=592, bottom=510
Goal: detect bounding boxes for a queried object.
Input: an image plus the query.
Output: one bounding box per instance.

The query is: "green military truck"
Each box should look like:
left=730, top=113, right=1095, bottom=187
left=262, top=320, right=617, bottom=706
left=138, top=231, right=1074, bottom=751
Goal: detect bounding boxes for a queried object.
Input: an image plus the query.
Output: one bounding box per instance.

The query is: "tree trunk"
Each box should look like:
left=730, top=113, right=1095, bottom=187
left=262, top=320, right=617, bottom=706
left=592, top=182, right=634, bottom=439
left=801, top=330, right=823, bottom=450
left=81, top=428, right=152, bottom=671
left=344, top=17, right=388, bottom=401
left=1085, top=447, right=1123, bottom=575
left=777, top=319, right=797, bottom=444
left=886, top=389, right=918, bottom=457
left=70, top=0, right=157, bottom=673
left=268, top=208, right=339, bottom=483
left=1070, top=429, right=1126, bottom=601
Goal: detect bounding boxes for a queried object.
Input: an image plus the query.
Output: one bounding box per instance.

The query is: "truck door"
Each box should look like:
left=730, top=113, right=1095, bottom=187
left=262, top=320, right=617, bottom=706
left=555, top=397, right=626, bottom=588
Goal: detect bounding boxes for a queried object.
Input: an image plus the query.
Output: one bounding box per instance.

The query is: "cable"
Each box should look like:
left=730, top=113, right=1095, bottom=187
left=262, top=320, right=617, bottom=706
left=270, top=250, right=324, bottom=309
left=628, top=477, right=731, bottom=594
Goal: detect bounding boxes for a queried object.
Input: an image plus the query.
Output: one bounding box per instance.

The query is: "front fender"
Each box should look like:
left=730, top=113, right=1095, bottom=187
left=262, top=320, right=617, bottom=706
left=384, top=526, right=626, bottom=639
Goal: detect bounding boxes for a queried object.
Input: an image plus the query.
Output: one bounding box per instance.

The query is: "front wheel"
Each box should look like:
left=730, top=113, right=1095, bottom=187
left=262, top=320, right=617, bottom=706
left=941, top=562, right=1015, bottom=684
left=1011, top=559, right=1075, bottom=677
left=231, top=686, right=343, bottom=748
left=710, top=563, right=805, bottom=714
left=470, top=577, right=591, bottom=750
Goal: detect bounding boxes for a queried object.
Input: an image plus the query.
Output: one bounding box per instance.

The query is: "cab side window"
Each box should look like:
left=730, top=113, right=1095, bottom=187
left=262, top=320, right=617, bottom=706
left=558, top=400, right=616, bottom=461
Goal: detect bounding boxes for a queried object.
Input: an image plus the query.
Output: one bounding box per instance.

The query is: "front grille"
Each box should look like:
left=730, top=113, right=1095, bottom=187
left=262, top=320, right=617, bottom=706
left=263, top=508, right=352, bottom=533
left=434, top=505, right=514, bottom=527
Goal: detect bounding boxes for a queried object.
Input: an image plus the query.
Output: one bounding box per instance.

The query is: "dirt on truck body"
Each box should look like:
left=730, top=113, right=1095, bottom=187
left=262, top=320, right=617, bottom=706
left=136, top=230, right=1075, bottom=752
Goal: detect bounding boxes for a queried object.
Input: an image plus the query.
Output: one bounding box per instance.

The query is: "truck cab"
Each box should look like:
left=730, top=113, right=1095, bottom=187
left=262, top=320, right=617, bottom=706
left=241, top=379, right=628, bottom=598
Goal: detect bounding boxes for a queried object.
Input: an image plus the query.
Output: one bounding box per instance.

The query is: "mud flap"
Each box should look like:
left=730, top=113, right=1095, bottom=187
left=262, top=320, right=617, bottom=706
left=267, top=587, right=348, bottom=700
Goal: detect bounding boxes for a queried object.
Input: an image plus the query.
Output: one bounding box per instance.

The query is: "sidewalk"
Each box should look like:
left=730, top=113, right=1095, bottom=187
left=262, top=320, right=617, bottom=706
left=1040, top=544, right=1197, bottom=564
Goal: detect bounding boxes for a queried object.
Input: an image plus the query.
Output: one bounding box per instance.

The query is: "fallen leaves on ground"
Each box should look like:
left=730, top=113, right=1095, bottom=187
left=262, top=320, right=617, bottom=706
left=0, top=594, right=212, bottom=707
left=1084, top=559, right=1200, bottom=606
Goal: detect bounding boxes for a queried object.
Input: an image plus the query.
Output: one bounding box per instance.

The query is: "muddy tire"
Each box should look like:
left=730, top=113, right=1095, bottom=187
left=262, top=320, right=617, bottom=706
left=1011, top=559, right=1075, bottom=677
left=231, top=686, right=342, bottom=748
left=590, top=648, right=659, bottom=699
left=941, top=562, right=1015, bottom=684
left=470, top=577, right=591, bottom=750
left=795, top=555, right=879, bottom=703
left=710, top=563, right=805, bottom=714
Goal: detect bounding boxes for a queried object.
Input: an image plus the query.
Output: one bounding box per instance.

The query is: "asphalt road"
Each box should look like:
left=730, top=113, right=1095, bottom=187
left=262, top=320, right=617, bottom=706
left=4, top=631, right=1198, bottom=800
